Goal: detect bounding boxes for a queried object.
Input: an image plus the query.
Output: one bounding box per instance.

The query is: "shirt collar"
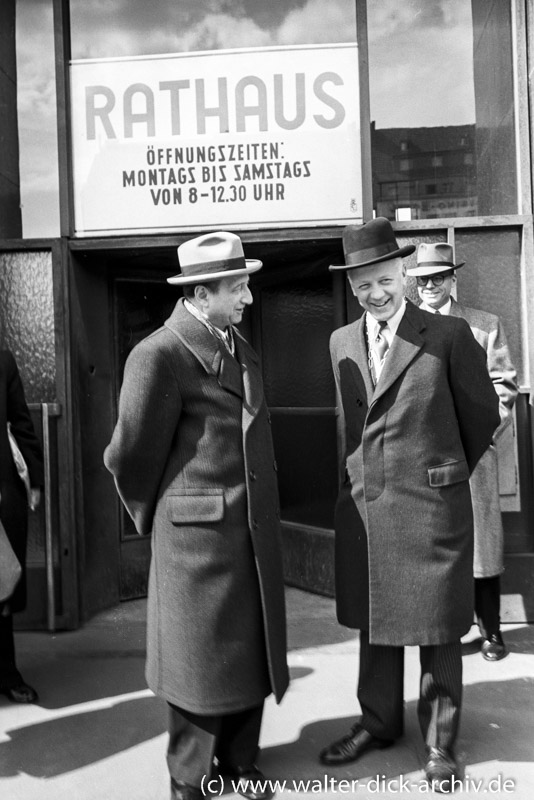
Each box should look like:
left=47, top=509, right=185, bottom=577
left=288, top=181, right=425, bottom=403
left=366, top=298, right=406, bottom=338
left=420, top=298, right=452, bottom=315
left=184, top=298, right=235, bottom=355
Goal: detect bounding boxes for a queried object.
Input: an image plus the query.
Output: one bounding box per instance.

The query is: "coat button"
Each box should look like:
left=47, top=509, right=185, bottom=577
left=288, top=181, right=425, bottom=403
left=249, top=469, right=257, bottom=480
left=273, top=460, right=278, bottom=472
left=252, top=519, right=259, bottom=530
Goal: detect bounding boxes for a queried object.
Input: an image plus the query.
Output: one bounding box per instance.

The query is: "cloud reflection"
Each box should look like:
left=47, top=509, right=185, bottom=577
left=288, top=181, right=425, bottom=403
left=16, top=0, right=476, bottom=237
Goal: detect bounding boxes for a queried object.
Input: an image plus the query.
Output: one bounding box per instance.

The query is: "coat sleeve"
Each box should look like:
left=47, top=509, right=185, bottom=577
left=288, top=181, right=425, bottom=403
left=449, top=318, right=501, bottom=474
left=329, top=330, right=347, bottom=482
left=486, top=317, right=518, bottom=439
left=5, top=351, right=44, bottom=487
left=103, top=339, right=182, bottom=535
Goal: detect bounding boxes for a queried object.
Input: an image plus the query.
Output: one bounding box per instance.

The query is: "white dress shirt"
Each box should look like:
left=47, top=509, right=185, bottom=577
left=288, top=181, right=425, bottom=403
left=420, top=298, right=452, bottom=315
left=366, top=298, right=406, bottom=382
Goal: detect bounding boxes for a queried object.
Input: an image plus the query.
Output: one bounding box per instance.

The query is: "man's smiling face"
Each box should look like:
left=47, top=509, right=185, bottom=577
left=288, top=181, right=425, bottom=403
left=347, top=257, right=406, bottom=321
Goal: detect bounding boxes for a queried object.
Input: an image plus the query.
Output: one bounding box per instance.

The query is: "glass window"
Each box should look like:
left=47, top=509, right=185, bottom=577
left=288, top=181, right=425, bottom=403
left=70, top=0, right=357, bottom=59
left=14, top=1, right=60, bottom=238
left=368, top=0, right=517, bottom=220
left=0, top=250, right=56, bottom=401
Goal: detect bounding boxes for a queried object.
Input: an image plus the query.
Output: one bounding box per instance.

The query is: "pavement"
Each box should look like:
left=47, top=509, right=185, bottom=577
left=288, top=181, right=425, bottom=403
left=1, top=587, right=533, bottom=800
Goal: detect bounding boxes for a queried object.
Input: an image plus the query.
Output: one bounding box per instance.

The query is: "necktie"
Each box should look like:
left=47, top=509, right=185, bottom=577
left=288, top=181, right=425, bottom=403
left=435, top=309, right=441, bottom=315
left=373, top=321, right=389, bottom=362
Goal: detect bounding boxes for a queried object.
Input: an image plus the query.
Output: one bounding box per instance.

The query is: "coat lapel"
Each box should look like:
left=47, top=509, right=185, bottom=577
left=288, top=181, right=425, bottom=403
left=370, top=301, right=426, bottom=407
left=165, top=299, right=243, bottom=398
left=341, top=317, right=375, bottom=402
left=448, top=298, right=464, bottom=318
left=234, top=330, right=263, bottom=433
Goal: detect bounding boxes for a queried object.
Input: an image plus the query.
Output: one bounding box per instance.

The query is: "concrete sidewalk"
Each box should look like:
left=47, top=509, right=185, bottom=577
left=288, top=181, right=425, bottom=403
left=1, top=588, right=533, bottom=799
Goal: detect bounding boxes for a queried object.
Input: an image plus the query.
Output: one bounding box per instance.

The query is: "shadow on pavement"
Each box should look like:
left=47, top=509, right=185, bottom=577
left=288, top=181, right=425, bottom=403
left=0, top=695, right=167, bottom=778
left=462, top=624, right=534, bottom=657
left=260, top=677, right=534, bottom=783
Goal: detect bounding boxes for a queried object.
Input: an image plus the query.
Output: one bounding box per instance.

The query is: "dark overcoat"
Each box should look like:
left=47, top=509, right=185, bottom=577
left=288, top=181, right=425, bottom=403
left=448, top=299, right=517, bottom=578
left=104, top=300, right=289, bottom=714
left=330, top=300, right=500, bottom=646
left=0, top=350, right=44, bottom=612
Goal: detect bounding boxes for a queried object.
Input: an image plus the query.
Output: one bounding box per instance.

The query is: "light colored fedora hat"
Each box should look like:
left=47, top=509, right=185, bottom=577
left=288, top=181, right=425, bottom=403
left=329, top=217, right=415, bottom=271
left=168, top=231, right=262, bottom=285
left=407, top=242, right=465, bottom=277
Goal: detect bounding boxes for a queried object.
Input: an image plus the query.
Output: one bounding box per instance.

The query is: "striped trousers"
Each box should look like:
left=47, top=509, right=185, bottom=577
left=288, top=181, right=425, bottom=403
left=358, top=631, right=462, bottom=750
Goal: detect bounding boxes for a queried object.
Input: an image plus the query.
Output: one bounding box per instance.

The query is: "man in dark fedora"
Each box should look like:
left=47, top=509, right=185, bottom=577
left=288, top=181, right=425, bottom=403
left=409, top=242, right=517, bottom=662
left=320, top=218, right=500, bottom=791
left=104, top=231, right=288, bottom=800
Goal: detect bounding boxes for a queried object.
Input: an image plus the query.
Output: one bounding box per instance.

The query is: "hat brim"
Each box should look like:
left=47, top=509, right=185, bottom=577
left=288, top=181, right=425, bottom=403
left=329, top=244, right=416, bottom=271
left=407, top=262, right=464, bottom=277
left=167, top=259, right=262, bottom=285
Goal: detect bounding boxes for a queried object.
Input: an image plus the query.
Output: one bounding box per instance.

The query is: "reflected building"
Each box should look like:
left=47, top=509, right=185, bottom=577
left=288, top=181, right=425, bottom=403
left=372, top=122, right=478, bottom=220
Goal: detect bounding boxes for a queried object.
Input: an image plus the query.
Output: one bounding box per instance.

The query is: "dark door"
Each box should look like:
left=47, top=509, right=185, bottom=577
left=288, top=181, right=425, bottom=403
left=111, top=237, right=343, bottom=599
left=112, top=277, right=176, bottom=598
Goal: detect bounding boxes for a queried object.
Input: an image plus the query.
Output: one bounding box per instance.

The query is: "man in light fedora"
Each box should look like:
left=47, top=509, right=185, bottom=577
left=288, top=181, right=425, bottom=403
left=409, top=242, right=518, bottom=662
left=104, top=231, right=288, bottom=800
left=321, top=218, right=499, bottom=791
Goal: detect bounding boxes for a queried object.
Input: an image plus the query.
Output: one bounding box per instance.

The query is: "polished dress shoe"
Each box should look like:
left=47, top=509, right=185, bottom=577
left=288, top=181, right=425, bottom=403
left=1, top=682, right=39, bottom=704
left=219, top=764, right=273, bottom=800
left=319, top=723, right=394, bottom=765
left=481, top=632, right=507, bottom=661
left=424, top=747, right=459, bottom=793
left=170, top=778, right=204, bottom=800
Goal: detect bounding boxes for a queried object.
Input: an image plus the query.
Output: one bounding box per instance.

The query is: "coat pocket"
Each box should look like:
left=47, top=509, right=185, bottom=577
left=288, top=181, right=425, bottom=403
left=428, top=459, right=469, bottom=487
left=167, top=490, right=224, bottom=524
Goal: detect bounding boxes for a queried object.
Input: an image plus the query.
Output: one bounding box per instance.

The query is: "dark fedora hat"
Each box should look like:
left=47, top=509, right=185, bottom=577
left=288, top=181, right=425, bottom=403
left=330, top=217, right=415, bottom=271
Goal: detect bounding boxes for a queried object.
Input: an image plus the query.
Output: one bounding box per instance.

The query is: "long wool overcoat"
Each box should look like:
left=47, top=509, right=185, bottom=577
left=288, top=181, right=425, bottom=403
left=0, top=350, right=44, bottom=612
left=330, top=300, right=500, bottom=646
left=104, top=300, right=289, bottom=714
left=448, top=299, right=518, bottom=578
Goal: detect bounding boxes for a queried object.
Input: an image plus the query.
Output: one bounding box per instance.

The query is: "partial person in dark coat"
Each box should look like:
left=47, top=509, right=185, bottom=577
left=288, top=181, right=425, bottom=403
left=409, top=242, right=518, bottom=662
left=0, top=349, right=44, bottom=704
left=104, top=232, right=288, bottom=800
left=320, top=219, right=500, bottom=792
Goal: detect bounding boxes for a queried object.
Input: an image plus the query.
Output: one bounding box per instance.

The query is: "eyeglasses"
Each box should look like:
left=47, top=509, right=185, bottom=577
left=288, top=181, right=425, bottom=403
left=415, top=273, right=451, bottom=287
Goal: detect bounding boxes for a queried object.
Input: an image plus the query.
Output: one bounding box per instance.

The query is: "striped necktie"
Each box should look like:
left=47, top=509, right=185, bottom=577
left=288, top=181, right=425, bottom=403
left=373, top=321, right=389, bottom=361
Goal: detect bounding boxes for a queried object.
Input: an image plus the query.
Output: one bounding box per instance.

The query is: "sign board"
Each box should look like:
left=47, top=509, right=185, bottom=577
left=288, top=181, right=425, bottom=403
left=70, top=44, right=362, bottom=236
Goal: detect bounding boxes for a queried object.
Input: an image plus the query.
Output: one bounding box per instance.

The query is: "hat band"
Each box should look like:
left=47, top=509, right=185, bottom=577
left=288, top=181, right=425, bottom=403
left=346, top=241, right=398, bottom=265
left=183, top=255, right=246, bottom=276
left=417, top=260, right=455, bottom=268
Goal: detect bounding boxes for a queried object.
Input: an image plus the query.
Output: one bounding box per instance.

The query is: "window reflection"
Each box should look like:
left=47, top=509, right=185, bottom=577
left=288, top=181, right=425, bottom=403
left=70, top=0, right=356, bottom=59
left=14, top=1, right=60, bottom=238
left=367, top=0, right=517, bottom=219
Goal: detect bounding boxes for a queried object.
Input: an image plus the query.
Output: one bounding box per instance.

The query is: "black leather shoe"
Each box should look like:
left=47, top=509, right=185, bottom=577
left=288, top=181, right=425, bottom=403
left=481, top=633, right=507, bottom=661
left=220, top=765, right=273, bottom=800
left=170, top=779, right=204, bottom=800
left=319, top=723, right=394, bottom=765
left=424, top=747, right=459, bottom=793
left=1, top=682, right=39, bottom=704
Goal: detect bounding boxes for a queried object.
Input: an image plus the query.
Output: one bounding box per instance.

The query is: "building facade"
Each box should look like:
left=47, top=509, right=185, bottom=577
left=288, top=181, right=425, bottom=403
left=1, top=0, right=533, bottom=630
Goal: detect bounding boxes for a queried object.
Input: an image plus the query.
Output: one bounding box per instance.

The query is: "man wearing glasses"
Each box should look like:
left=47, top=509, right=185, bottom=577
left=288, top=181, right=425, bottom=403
left=409, top=242, right=518, bottom=663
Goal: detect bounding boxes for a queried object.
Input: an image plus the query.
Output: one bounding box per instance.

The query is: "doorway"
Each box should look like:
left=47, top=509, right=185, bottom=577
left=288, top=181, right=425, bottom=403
left=106, top=237, right=344, bottom=599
